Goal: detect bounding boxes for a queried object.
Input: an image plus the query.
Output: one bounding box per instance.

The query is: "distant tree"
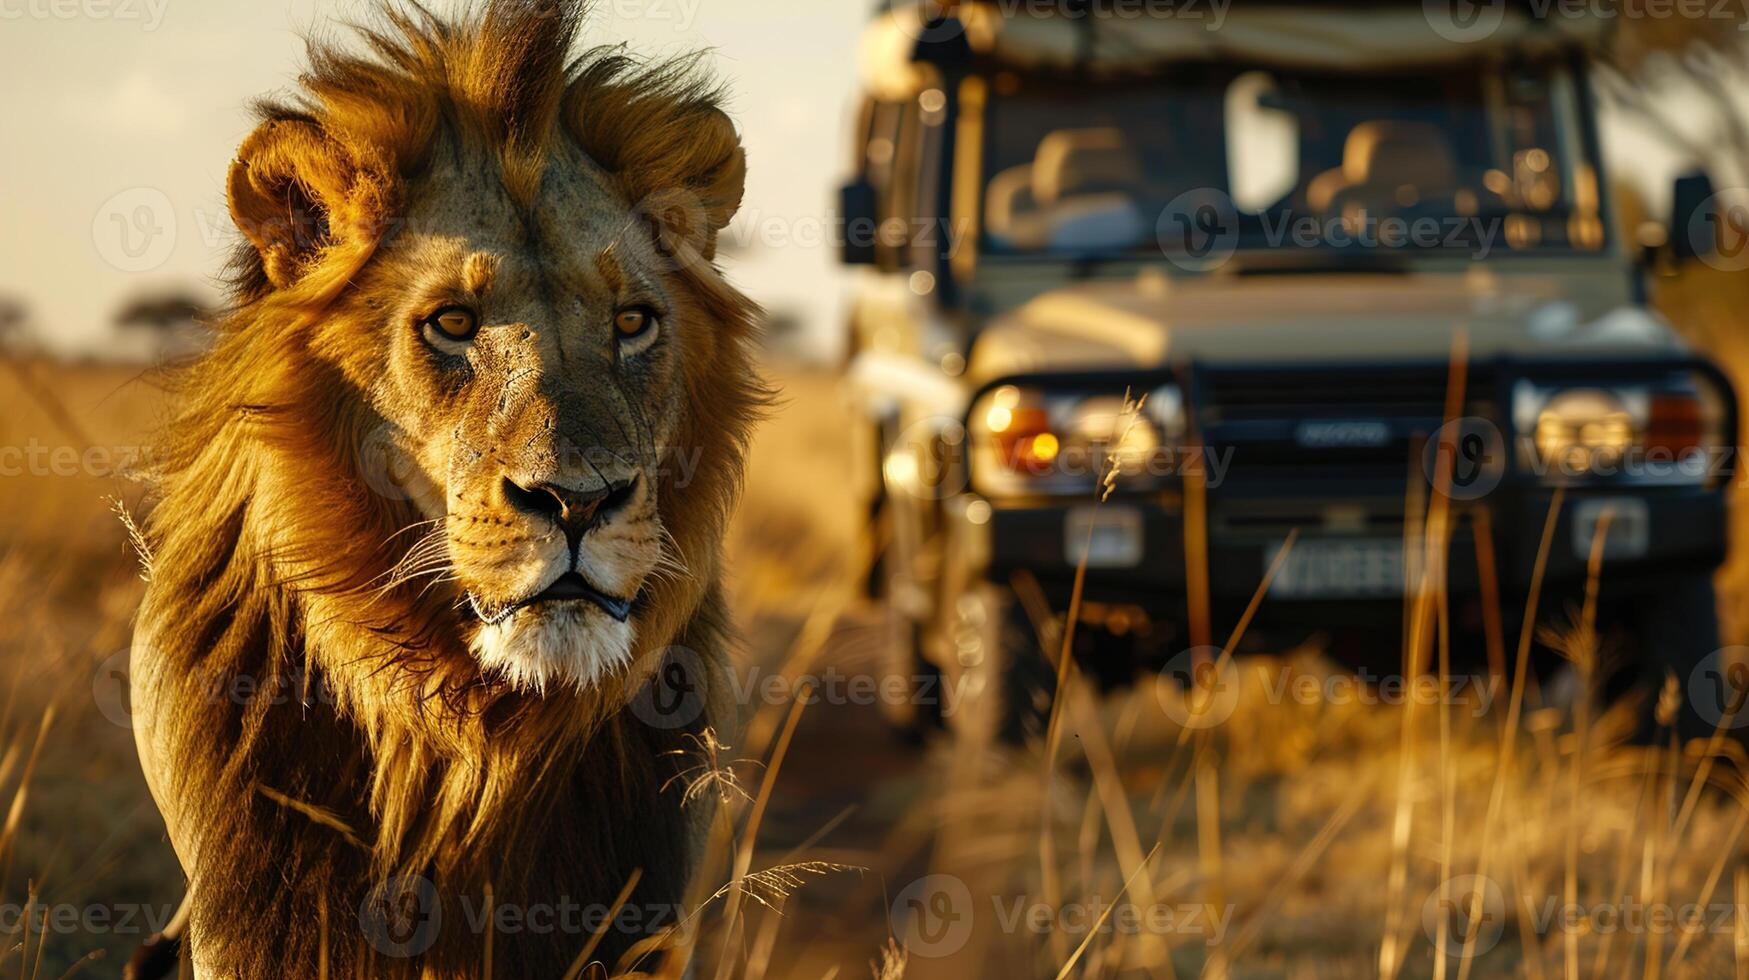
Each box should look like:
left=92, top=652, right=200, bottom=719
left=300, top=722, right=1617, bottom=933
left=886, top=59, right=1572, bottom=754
left=0, top=296, right=31, bottom=351
left=1597, top=10, right=1749, bottom=191
left=758, top=307, right=811, bottom=360
left=108, top=289, right=216, bottom=363
left=113, top=291, right=210, bottom=332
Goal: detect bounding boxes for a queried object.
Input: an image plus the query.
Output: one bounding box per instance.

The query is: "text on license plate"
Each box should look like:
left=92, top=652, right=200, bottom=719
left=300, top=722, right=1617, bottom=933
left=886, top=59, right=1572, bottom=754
left=1266, top=538, right=1403, bottom=599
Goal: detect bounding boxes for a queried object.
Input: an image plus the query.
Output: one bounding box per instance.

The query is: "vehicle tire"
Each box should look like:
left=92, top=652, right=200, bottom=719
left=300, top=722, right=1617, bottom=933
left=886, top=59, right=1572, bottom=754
left=1628, top=572, right=1722, bottom=742
left=860, top=413, right=897, bottom=602
left=878, top=618, right=945, bottom=744
left=992, top=586, right=1061, bottom=746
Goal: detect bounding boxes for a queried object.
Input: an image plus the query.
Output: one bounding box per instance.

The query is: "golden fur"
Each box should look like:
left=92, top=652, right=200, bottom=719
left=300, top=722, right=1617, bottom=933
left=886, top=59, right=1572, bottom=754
left=129, top=1, right=765, bottom=975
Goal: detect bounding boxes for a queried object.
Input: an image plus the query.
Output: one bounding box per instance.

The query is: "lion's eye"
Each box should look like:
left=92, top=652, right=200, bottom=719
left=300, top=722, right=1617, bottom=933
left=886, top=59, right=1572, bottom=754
left=420, top=305, right=479, bottom=349
left=614, top=306, right=660, bottom=358
left=615, top=309, right=651, bottom=337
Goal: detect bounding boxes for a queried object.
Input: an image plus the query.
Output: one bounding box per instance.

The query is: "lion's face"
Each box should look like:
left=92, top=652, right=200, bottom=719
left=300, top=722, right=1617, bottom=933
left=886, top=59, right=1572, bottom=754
left=216, top=23, right=752, bottom=698
left=355, top=144, right=697, bottom=691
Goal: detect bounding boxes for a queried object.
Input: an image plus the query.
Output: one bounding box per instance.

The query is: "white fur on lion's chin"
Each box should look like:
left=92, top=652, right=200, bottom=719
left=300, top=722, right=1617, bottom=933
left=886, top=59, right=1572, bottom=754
left=470, top=602, right=635, bottom=694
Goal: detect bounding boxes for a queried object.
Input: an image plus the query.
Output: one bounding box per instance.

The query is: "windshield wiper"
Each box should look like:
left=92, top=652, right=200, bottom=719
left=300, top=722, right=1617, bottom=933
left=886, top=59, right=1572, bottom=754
left=1221, top=251, right=1411, bottom=276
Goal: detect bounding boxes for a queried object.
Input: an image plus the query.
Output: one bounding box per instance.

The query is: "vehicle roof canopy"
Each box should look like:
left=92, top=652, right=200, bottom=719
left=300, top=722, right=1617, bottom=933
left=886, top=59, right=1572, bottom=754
left=861, top=1, right=1609, bottom=98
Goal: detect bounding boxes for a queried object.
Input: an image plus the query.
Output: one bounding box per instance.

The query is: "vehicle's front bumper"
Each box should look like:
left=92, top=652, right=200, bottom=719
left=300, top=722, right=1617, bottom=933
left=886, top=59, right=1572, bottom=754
left=951, top=485, right=1728, bottom=611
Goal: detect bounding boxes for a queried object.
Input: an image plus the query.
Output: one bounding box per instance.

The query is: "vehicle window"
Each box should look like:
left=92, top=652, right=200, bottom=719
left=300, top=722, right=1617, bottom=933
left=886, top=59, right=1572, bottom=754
left=879, top=100, right=923, bottom=269
left=1226, top=71, right=1299, bottom=214
left=980, top=74, right=1226, bottom=255
left=977, top=60, right=1604, bottom=262
left=863, top=101, right=902, bottom=196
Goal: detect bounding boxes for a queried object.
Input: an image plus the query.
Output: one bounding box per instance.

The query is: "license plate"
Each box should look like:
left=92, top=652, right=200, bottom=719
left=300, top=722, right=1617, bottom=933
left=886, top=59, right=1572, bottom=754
left=1267, top=538, right=1403, bottom=599
left=1066, top=506, right=1143, bottom=569
left=1572, top=498, right=1649, bottom=561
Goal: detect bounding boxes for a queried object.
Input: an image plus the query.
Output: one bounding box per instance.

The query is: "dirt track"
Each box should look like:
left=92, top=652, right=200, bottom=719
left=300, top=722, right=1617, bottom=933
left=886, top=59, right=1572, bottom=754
left=5, top=359, right=1749, bottom=979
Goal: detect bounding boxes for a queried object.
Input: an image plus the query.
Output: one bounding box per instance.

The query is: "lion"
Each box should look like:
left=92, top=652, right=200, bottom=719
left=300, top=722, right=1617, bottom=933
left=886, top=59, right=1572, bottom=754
left=126, top=1, right=765, bottom=975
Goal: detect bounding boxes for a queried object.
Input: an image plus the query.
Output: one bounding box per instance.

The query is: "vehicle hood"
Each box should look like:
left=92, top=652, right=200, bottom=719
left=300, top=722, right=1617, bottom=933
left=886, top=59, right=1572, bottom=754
left=966, top=270, right=1686, bottom=384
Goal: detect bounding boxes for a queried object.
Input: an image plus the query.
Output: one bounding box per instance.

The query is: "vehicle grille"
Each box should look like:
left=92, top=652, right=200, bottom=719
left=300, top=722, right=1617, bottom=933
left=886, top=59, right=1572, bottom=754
left=1196, top=365, right=1497, bottom=482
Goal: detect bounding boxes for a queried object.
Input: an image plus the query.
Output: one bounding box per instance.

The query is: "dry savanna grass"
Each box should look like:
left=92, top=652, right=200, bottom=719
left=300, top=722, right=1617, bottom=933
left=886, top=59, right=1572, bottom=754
left=2, top=314, right=1749, bottom=978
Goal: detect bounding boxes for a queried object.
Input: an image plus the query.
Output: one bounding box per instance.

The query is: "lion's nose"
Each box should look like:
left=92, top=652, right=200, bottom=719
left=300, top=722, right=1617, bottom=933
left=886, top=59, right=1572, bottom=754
left=502, top=475, right=637, bottom=549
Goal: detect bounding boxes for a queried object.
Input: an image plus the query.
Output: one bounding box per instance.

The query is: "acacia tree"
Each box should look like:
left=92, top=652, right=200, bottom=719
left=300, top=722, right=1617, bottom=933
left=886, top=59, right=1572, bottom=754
left=1594, top=9, right=1749, bottom=191
left=0, top=296, right=33, bottom=355
left=112, top=291, right=210, bottom=333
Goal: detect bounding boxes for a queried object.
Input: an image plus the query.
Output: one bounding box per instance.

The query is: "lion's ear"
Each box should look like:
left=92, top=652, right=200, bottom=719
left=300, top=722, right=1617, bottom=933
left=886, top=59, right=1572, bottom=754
left=628, top=107, right=745, bottom=265
left=227, top=118, right=390, bottom=288
left=675, top=107, right=746, bottom=241
left=573, top=95, right=745, bottom=264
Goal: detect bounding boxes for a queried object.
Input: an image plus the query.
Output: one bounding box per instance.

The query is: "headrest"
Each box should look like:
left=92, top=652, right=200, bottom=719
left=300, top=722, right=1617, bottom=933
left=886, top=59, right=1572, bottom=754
left=985, top=163, right=1036, bottom=234
left=1343, top=120, right=1457, bottom=190
left=1032, top=128, right=1141, bottom=205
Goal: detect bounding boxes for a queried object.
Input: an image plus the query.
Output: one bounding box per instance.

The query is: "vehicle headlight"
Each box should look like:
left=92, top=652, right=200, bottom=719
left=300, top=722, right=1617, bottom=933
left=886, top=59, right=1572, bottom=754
left=970, top=383, right=1182, bottom=496
left=1069, top=396, right=1160, bottom=476
left=1532, top=389, right=1635, bottom=473
left=1513, top=379, right=1722, bottom=485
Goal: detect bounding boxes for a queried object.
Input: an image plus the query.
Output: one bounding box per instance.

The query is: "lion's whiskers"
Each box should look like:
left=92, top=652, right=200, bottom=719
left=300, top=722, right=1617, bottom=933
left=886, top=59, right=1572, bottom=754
left=648, top=523, right=693, bottom=586
left=377, top=525, right=459, bottom=596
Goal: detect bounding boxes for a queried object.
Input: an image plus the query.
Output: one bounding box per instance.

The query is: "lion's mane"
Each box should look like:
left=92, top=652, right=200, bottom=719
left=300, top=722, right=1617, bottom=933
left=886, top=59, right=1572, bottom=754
left=131, top=2, right=765, bottom=975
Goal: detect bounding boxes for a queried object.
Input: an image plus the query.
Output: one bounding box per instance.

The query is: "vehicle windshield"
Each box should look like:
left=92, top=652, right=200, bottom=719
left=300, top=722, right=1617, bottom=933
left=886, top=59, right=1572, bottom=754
left=978, top=60, right=1606, bottom=263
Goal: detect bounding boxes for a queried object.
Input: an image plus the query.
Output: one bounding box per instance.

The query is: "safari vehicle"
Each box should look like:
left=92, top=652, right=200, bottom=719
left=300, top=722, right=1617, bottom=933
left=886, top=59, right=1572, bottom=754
left=839, top=0, right=1739, bottom=741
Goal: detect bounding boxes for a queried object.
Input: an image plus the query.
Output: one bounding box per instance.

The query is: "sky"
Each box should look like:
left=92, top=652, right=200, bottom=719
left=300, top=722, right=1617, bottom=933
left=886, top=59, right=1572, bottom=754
left=0, top=1, right=1717, bottom=362
left=0, top=0, right=867, bottom=360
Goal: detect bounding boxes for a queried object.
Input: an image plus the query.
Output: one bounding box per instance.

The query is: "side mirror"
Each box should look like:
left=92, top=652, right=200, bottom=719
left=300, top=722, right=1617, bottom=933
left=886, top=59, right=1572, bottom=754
left=1670, top=170, right=1717, bottom=262
left=910, top=14, right=973, bottom=70
left=839, top=179, right=879, bottom=266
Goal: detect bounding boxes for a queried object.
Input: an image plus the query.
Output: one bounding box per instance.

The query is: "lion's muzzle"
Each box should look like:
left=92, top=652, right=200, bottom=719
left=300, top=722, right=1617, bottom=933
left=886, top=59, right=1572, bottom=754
left=501, top=472, right=639, bottom=558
